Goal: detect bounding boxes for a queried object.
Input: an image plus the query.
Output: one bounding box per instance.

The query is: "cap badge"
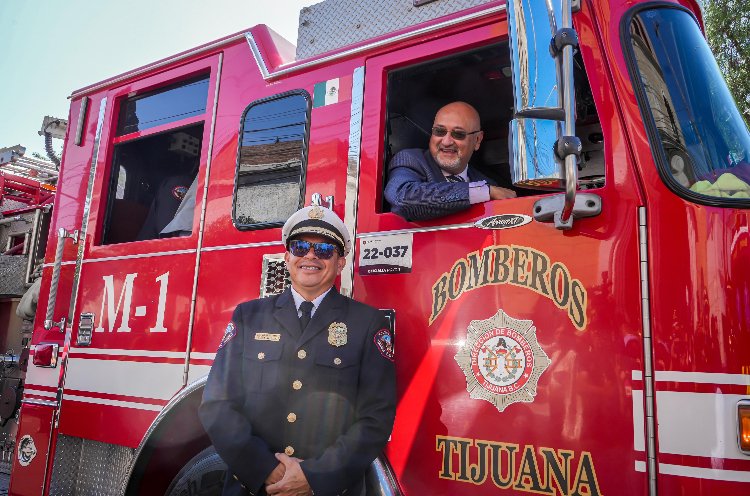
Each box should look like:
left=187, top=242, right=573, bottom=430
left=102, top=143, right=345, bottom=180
left=308, top=207, right=325, bottom=220
left=328, top=322, right=347, bottom=347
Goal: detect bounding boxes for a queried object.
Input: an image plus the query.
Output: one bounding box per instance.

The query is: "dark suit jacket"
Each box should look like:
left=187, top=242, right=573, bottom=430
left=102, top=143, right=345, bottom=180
left=384, top=148, right=497, bottom=221
left=200, top=288, right=396, bottom=496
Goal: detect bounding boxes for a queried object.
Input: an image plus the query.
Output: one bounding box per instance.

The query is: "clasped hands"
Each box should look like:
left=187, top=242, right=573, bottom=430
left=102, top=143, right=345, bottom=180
left=265, top=453, right=312, bottom=496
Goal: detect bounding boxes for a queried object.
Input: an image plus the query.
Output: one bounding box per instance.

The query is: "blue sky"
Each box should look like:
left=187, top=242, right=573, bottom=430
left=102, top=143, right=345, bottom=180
left=0, top=0, right=313, bottom=158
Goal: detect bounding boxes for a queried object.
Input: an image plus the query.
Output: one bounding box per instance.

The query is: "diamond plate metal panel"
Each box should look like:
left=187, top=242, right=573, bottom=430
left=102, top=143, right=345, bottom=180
left=49, top=435, right=81, bottom=496
left=49, top=435, right=135, bottom=495
left=296, top=0, right=496, bottom=59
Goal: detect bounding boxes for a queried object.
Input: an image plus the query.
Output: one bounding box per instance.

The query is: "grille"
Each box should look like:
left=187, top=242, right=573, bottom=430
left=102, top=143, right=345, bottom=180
left=261, top=254, right=290, bottom=298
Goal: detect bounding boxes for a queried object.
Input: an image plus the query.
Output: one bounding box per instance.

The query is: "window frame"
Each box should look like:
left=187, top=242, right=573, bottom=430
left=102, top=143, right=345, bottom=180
left=621, top=2, right=750, bottom=209
left=231, top=89, right=312, bottom=231
left=89, top=55, right=219, bottom=253
left=114, top=73, right=211, bottom=138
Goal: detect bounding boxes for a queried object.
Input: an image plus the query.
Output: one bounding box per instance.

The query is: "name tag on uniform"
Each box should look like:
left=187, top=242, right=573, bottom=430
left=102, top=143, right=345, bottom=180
left=254, top=332, right=281, bottom=342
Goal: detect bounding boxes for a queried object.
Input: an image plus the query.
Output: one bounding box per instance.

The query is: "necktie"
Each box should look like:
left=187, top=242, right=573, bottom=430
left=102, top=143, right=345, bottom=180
left=299, top=301, right=313, bottom=330
left=446, top=175, right=465, bottom=182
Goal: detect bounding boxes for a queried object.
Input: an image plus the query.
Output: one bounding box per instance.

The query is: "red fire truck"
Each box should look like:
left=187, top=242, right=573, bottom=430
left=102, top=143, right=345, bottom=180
left=9, top=0, right=750, bottom=494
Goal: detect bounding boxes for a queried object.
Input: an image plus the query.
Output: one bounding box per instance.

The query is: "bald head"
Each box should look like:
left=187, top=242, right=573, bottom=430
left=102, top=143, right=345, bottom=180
left=429, top=102, right=483, bottom=175
left=436, top=102, right=481, bottom=130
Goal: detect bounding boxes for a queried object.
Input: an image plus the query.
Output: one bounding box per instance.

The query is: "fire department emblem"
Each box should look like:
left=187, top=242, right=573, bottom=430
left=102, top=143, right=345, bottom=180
left=218, top=322, right=236, bottom=349
left=172, top=185, right=188, bottom=201
left=454, top=309, right=551, bottom=413
left=328, top=322, right=347, bottom=347
left=18, top=435, right=37, bottom=467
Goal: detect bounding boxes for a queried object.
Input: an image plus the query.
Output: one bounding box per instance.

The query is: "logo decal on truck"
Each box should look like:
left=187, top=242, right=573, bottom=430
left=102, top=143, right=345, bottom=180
left=429, top=245, right=587, bottom=330
left=474, top=214, right=532, bottom=230
left=455, top=309, right=550, bottom=412
left=18, top=435, right=37, bottom=467
left=436, top=435, right=603, bottom=495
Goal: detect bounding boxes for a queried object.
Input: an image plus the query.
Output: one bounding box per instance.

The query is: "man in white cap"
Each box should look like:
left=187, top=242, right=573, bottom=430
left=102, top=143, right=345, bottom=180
left=200, top=205, right=396, bottom=496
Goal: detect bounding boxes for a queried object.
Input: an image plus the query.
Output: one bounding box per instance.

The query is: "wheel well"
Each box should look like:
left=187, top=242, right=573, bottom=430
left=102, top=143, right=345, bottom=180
left=124, top=385, right=212, bottom=496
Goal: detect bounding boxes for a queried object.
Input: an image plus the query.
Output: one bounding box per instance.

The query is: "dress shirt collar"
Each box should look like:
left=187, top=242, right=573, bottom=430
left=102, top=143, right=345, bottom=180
left=290, top=286, right=332, bottom=318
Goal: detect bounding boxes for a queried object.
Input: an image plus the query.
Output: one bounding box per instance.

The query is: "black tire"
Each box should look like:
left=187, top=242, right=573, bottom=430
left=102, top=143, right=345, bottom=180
left=165, top=446, right=227, bottom=496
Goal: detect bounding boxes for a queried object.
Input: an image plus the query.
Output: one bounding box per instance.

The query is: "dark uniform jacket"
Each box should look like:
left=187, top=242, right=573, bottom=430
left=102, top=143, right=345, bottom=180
left=136, top=175, right=192, bottom=241
left=384, top=148, right=497, bottom=221
left=200, top=288, right=396, bottom=496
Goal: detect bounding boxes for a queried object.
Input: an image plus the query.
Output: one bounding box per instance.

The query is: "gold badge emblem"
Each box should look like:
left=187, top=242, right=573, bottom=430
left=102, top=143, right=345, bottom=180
left=454, top=309, right=551, bottom=413
left=308, top=207, right=324, bottom=219
left=328, top=322, right=347, bottom=347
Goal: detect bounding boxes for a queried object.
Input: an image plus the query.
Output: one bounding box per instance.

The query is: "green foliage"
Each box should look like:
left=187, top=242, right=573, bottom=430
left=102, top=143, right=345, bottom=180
left=704, top=0, right=750, bottom=126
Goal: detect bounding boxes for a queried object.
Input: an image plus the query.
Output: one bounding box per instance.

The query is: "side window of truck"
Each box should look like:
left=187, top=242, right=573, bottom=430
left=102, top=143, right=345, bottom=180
left=626, top=7, right=750, bottom=204
left=381, top=43, right=603, bottom=211
left=233, top=91, right=310, bottom=230
left=101, top=74, right=210, bottom=245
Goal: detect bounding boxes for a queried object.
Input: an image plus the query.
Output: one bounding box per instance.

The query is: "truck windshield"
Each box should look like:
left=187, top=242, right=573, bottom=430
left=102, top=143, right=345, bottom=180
left=627, top=7, right=750, bottom=202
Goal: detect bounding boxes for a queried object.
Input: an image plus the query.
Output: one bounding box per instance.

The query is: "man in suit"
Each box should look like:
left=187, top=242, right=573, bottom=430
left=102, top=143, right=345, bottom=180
left=200, top=205, right=396, bottom=496
left=384, top=101, right=516, bottom=220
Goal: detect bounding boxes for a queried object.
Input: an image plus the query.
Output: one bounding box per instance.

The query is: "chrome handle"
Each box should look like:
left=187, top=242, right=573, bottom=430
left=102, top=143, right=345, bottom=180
left=44, top=227, right=78, bottom=331
left=554, top=0, right=580, bottom=230
left=310, top=193, right=334, bottom=210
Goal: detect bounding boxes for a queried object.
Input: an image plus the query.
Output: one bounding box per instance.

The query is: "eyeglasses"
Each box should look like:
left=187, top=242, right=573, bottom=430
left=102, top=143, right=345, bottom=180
left=288, top=240, right=340, bottom=259
left=431, top=126, right=481, bottom=141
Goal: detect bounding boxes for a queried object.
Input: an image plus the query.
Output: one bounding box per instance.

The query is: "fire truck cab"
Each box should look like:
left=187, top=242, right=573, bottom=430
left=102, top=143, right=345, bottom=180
left=10, top=0, right=750, bottom=495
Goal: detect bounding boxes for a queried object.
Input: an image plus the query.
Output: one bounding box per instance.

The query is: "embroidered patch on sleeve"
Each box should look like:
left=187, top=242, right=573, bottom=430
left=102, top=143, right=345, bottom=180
left=218, top=322, right=237, bottom=349
left=172, top=185, right=188, bottom=201
left=374, top=328, right=394, bottom=362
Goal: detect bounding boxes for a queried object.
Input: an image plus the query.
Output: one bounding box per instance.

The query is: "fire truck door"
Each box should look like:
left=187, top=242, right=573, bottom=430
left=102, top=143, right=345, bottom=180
left=57, top=56, right=221, bottom=448
left=350, top=21, right=649, bottom=496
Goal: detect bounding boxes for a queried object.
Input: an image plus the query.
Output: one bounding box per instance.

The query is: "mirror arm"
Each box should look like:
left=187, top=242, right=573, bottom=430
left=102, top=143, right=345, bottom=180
left=555, top=0, right=579, bottom=229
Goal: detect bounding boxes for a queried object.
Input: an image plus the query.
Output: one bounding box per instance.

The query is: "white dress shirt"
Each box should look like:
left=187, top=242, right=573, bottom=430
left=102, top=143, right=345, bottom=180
left=290, top=286, right=332, bottom=318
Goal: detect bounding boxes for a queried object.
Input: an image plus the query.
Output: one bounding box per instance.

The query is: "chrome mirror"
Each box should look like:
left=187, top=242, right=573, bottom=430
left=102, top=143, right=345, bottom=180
left=506, top=0, right=564, bottom=121
left=510, top=117, right=564, bottom=190
left=507, top=0, right=588, bottom=229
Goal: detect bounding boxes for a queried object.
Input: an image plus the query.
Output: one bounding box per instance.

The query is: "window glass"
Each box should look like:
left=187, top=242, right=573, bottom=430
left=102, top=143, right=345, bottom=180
left=116, top=75, right=209, bottom=136
left=628, top=8, right=750, bottom=201
left=115, top=167, right=127, bottom=200
left=102, top=125, right=202, bottom=244
left=234, top=92, right=309, bottom=228
left=382, top=43, right=603, bottom=212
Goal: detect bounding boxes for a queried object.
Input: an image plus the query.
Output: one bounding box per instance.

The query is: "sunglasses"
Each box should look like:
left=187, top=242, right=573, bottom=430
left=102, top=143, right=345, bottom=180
left=431, top=126, right=481, bottom=141
left=288, top=240, right=340, bottom=259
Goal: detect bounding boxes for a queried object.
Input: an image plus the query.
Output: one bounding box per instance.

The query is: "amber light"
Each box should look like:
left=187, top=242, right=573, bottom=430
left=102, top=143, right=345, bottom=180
left=739, top=404, right=750, bottom=452
left=32, top=343, right=58, bottom=368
